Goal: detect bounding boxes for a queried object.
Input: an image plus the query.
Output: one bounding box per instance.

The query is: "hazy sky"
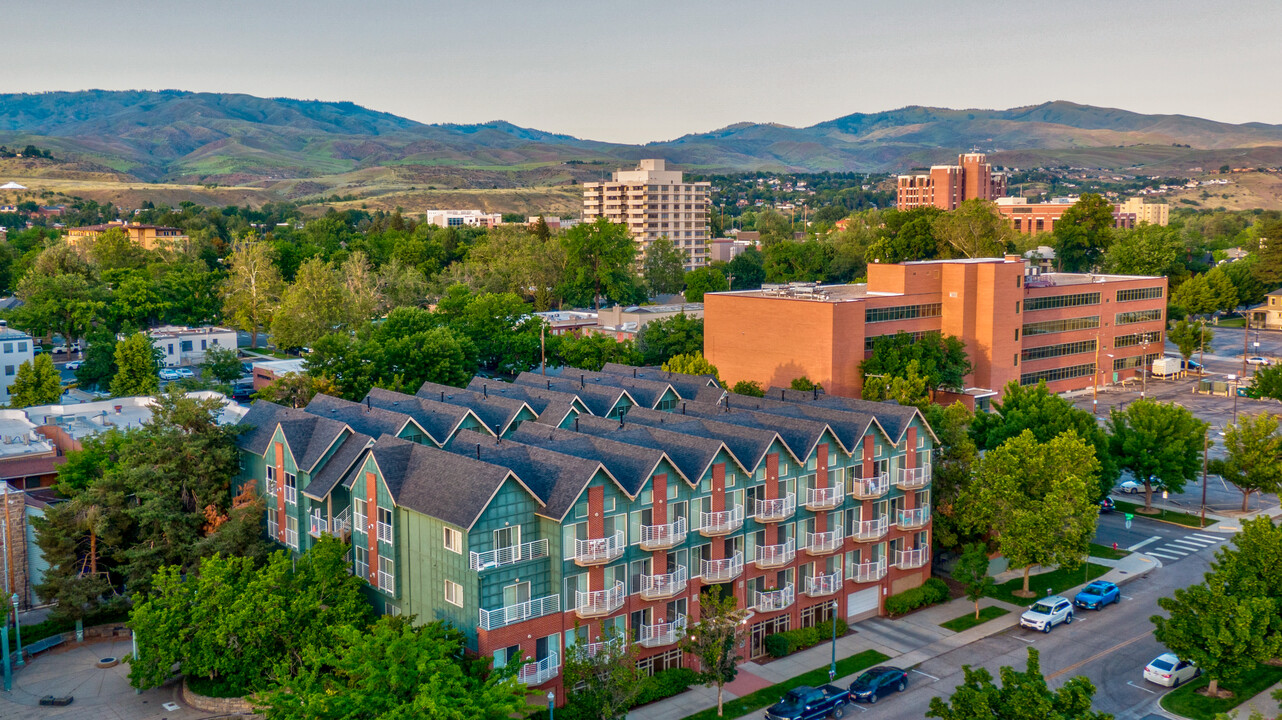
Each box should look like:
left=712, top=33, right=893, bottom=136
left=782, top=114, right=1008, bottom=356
left=7, top=0, right=1280, bottom=143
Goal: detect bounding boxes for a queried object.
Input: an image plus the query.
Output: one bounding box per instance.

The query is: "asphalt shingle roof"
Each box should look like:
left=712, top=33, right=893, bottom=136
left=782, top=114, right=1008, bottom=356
left=416, top=381, right=533, bottom=436
left=551, top=369, right=676, bottom=409
left=599, top=363, right=720, bottom=400
left=306, top=394, right=418, bottom=441
left=465, top=378, right=584, bottom=427
left=509, top=422, right=663, bottom=497
left=513, top=371, right=634, bottom=417
left=236, top=399, right=348, bottom=473
left=305, top=431, right=373, bottom=500
left=448, top=428, right=609, bottom=522
left=363, top=387, right=489, bottom=445
left=765, top=388, right=932, bottom=444
left=616, top=406, right=775, bottom=473
left=569, top=415, right=717, bottom=485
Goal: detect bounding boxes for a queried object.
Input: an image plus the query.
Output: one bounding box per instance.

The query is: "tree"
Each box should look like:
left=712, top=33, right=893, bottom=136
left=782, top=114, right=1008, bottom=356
left=679, top=586, right=751, bottom=717
left=1052, top=193, right=1116, bottom=272
left=860, top=332, right=972, bottom=397
left=731, top=380, right=764, bottom=397
left=684, top=266, right=729, bottom=302
left=927, top=648, right=1109, bottom=720
left=556, top=333, right=643, bottom=372
left=110, top=331, right=161, bottom=397
left=1107, top=400, right=1208, bottom=512
left=725, top=247, right=765, bottom=290
left=1209, top=413, right=1282, bottom=512
left=561, top=218, right=641, bottom=310
left=434, top=286, right=542, bottom=375
left=74, top=325, right=118, bottom=391
left=860, top=359, right=931, bottom=409
left=563, top=626, right=646, bottom=720
left=636, top=312, right=703, bottom=366
left=962, top=430, right=1100, bottom=596
left=1252, top=219, right=1282, bottom=288
left=1170, top=274, right=1216, bottom=317
left=271, top=257, right=346, bottom=350
left=643, top=237, right=686, bottom=296
left=971, top=381, right=1118, bottom=499
left=1207, top=516, right=1282, bottom=660
left=790, top=376, right=822, bottom=392
left=1102, top=224, right=1182, bottom=277
left=199, top=345, right=243, bottom=385
left=255, top=615, right=527, bottom=720
left=931, top=199, right=1013, bottom=259
left=222, top=239, right=284, bottom=348
left=662, top=352, right=723, bottom=387
left=12, top=271, right=105, bottom=349
left=762, top=240, right=832, bottom=282
left=1167, top=319, right=1211, bottom=365
left=955, top=543, right=994, bottom=620
left=339, top=250, right=384, bottom=326
left=9, top=354, right=63, bottom=407
left=1204, top=266, right=1239, bottom=313
left=866, top=208, right=943, bottom=264
left=923, top=402, right=978, bottom=549
left=254, top=372, right=339, bottom=408
left=1249, top=364, right=1282, bottom=401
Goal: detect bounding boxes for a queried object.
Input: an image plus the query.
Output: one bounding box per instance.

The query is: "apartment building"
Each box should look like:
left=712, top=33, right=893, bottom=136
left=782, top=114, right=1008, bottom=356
left=995, top=197, right=1137, bottom=235
left=65, top=221, right=189, bottom=251
left=582, top=159, right=711, bottom=271
left=896, top=153, right=1007, bottom=211
left=234, top=365, right=935, bottom=705
left=704, top=258, right=1167, bottom=408
left=0, top=321, right=35, bottom=404
left=1120, top=197, right=1171, bottom=227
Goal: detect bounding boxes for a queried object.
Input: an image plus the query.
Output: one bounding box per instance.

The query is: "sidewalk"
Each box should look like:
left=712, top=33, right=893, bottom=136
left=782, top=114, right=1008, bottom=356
left=1225, top=679, right=1282, bottom=719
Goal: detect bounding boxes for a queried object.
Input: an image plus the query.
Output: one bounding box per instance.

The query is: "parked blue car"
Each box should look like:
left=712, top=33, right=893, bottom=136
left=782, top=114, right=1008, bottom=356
left=1073, top=580, right=1120, bottom=610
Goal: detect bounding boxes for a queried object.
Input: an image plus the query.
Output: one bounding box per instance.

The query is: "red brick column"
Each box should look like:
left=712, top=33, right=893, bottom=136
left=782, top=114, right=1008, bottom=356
left=365, top=471, right=379, bottom=585
left=274, top=442, right=286, bottom=543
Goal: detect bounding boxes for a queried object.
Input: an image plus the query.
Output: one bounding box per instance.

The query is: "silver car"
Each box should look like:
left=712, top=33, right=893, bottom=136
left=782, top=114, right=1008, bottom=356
left=1019, top=596, right=1073, bottom=633
left=1144, top=653, right=1199, bottom=687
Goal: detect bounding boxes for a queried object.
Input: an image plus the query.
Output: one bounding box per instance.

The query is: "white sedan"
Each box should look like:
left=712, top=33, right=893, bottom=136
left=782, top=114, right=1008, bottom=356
left=159, top=369, right=181, bottom=381
left=1246, top=356, right=1272, bottom=366
left=1117, top=480, right=1142, bottom=494
left=1144, top=653, right=1200, bottom=687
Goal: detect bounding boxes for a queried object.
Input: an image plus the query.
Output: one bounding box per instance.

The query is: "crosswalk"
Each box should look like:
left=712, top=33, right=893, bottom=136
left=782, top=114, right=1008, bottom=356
left=1130, top=532, right=1223, bottom=561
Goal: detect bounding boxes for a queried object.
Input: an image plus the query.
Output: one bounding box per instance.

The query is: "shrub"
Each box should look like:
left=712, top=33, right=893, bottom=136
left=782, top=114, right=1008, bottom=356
left=764, top=618, right=850, bottom=658
left=634, top=667, right=698, bottom=706
left=885, top=577, right=950, bottom=616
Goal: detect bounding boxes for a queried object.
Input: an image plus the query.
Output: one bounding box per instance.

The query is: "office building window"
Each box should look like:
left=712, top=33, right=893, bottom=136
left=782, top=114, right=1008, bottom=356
left=864, top=303, right=942, bottom=324
left=1116, top=309, right=1162, bottom=325
left=1113, top=353, right=1163, bottom=371
left=3, top=366, right=12, bottom=376
left=1114, top=331, right=1161, bottom=348
left=1024, top=292, right=1100, bottom=312
left=1022, top=316, right=1100, bottom=336
left=1020, top=363, right=1096, bottom=386
left=1116, top=287, right=1164, bottom=302
left=1021, top=339, right=1096, bottom=362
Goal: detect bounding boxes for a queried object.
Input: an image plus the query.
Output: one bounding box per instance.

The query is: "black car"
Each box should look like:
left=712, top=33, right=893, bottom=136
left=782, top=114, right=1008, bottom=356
left=848, top=666, right=908, bottom=704
left=1099, top=497, right=1115, bottom=514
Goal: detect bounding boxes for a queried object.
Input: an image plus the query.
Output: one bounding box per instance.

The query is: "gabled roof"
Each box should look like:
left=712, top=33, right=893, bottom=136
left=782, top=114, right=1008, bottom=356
left=556, top=369, right=678, bottom=409
left=305, top=394, right=423, bottom=442
left=698, top=393, right=889, bottom=455
left=766, top=388, right=938, bottom=445
left=363, top=387, right=492, bottom=445
left=305, top=431, right=373, bottom=501
left=570, top=414, right=720, bottom=487
left=616, top=406, right=779, bottom=473
left=416, top=381, right=535, bottom=436
left=599, top=363, right=721, bottom=400
left=674, top=400, right=839, bottom=461
left=345, top=434, right=529, bottom=530
left=513, top=371, right=638, bottom=417
left=509, top=422, right=677, bottom=496
left=235, top=399, right=348, bottom=473
left=465, top=378, right=586, bottom=428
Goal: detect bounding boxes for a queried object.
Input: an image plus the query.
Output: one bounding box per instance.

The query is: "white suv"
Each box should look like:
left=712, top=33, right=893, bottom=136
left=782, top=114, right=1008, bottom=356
left=1020, top=596, right=1074, bottom=633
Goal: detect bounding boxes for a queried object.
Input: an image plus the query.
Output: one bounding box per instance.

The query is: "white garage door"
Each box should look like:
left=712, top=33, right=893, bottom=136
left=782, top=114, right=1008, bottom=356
left=847, top=587, right=880, bottom=618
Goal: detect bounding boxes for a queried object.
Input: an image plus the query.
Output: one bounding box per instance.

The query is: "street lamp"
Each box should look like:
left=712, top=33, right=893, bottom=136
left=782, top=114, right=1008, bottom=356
left=829, top=600, right=839, bottom=682
left=547, top=690, right=555, bottom=720
left=1227, top=374, right=1240, bottom=423
left=10, top=594, right=21, bottom=667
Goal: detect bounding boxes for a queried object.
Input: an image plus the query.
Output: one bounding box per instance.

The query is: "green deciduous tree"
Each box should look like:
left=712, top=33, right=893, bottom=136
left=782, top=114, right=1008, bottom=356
left=1167, top=319, right=1211, bottom=365
left=789, top=376, right=822, bottom=392
left=866, top=208, right=943, bottom=264
left=643, top=237, right=686, bottom=296
left=271, top=257, right=346, bottom=350
left=860, top=359, right=931, bottom=409
left=1209, top=413, right=1282, bottom=512
left=762, top=240, right=833, bottom=283
left=731, top=380, right=764, bottom=397
left=1170, top=273, right=1216, bottom=318
left=955, top=543, right=995, bottom=620
left=1107, top=399, right=1208, bottom=512
left=962, top=430, right=1100, bottom=596
left=110, top=331, right=161, bottom=397
left=861, top=332, right=972, bottom=398
left=222, top=239, right=284, bottom=349
left=923, top=401, right=979, bottom=549
left=725, top=247, right=765, bottom=290
left=562, top=218, right=642, bottom=309
left=1102, top=224, right=1183, bottom=277
left=1249, top=364, right=1282, bottom=401
left=563, top=627, right=647, bottom=720
left=254, top=372, right=339, bottom=408
left=556, top=333, right=643, bottom=372
left=931, top=199, right=1014, bottom=259
left=434, top=286, right=542, bottom=375
left=9, top=354, right=63, bottom=407
left=74, top=325, right=118, bottom=391
left=927, top=648, right=1110, bottom=720
left=636, top=312, right=703, bottom=366
left=1052, top=193, right=1116, bottom=272
left=679, top=586, right=751, bottom=717
left=661, top=351, right=723, bottom=386
left=201, top=345, right=243, bottom=385
left=684, top=266, right=728, bottom=302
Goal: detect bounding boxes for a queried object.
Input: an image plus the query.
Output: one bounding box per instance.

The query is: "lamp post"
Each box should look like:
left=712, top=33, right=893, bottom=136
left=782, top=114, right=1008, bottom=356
left=1227, top=374, right=1240, bottom=423
left=10, top=594, right=20, bottom=667
left=547, top=690, right=555, bottom=720
left=2, top=604, right=9, bottom=692
left=829, top=600, right=838, bottom=682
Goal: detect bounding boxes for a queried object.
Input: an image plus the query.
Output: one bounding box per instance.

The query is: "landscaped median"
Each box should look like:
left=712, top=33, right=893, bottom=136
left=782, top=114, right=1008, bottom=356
left=986, top=563, right=1112, bottom=606
left=939, top=606, right=1010, bottom=633
left=1159, top=663, right=1282, bottom=720
left=1112, top=499, right=1208, bottom=529
left=680, top=649, right=889, bottom=720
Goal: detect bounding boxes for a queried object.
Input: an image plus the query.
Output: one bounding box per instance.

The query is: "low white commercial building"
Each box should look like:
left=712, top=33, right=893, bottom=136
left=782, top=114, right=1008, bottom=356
left=145, top=325, right=237, bottom=367
left=424, top=210, right=502, bottom=228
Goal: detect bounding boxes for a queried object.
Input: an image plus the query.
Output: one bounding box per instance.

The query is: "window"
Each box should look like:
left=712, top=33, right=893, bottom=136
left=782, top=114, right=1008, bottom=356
left=1022, top=316, right=1100, bottom=336
left=353, top=497, right=367, bottom=533
left=283, top=471, right=297, bottom=504
left=494, top=525, right=519, bottom=553
left=1020, top=362, right=1096, bottom=386
left=1114, top=353, right=1162, bottom=371
left=1015, top=301, right=1021, bottom=314
left=1024, top=292, right=1100, bottom=312
left=1115, top=331, right=1161, bottom=349
left=17, top=343, right=26, bottom=352
left=864, top=330, right=940, bottom=352
left=1117, top=287, right=1164, bottom=302
left=378, top=556, right=395, bottom=593
left=267, top=508, right=279, bottom=538
left=180, top=340, right=193, bottom=352
left=1021, top=339, right=1096, bottom=362
left=444, top=580, right=463, bottom=607
left=354, top=545, right=369, bottom=579
left=285, top=515, right=299, bottom=549
left=865, top=303, right=942, bottom=324
left=377, top=507, right=393, bottom=544
left=1116, top=309, right=1162, bottom=325
left=200, top=339, right=207, bottom=350
left=3, top=366, right=11, bottom=377
left=2, top=343, right=10, bottom=353
left=443, top=527, right=462, bottom=553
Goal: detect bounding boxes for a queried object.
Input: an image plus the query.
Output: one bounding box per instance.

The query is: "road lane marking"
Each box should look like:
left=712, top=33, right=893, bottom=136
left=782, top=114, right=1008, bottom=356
left=1047, top=631, right=1154, bottom=680
left=1014, top=635, right=1036, bottom=643
left=1122, top=595, right=1133, bottom=600
left=1127, top=680, right=1157, bottom=694
left=1127, top=536, right=1163, bottom=551
left=1156, top=547, right=1188, bottom=555
left=848, top=703, right=868, bottom=712
left=1171, top=539, right=1208, bottom=548
left=1191, top=533, right=1222, bottom=542
left=1147, top=551, right=1179, bottom=559
left=911, top=669, right=939, bottom=681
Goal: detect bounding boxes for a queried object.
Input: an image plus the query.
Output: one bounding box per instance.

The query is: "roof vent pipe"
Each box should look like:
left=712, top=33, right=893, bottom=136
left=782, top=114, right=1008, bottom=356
left=580, top=374, right=585, bottom=388
left=575, top=417, right=579, bottom=432
left=476, top=443, right=481, bottom=459
left=365, top=396, right=371, bottom=413
left=483, top=385, right=488, bottom=398
left=441, top=391, right=445, bottom=402
left=633, top=368, right=637, bottom=378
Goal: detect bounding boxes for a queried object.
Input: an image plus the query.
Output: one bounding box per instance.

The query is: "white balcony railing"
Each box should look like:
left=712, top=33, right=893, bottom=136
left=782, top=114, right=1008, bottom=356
left=574, top=530, right=626, bottom=565
left=353, top=510, right=367, bottom=534
left=805, top=569, right=842, bottom=597
left=754, top=538, right=795, bottom=569
left=576, top=581, right=626, bottom=618
left=896, top=547, right=930, bottom=569
left=805, top=485, right=843, bottom=510
left=308, top=514, right=327, bottom=538
left=699, top=505, right=744, bottom=536
left=470, top=539, right=549, bottom=571
left=376, top=521, right=393, bottom=545
left=897, top=507, right=931, bottom=529
left=852, top=559, right=887, bottom=584
left=897, top=466, right=931, bottom=490
left=850, top=473, right=891, bottom=499
left=579, top=637, right=624, bottom=659
left=518, top=651, right=560, bottom=685
left=851, top=517, right=889, bottom=541
left=753, top=584, right=795, bottom=612
left=805, top=530, right=842, bottom=555
left=378, top=569, right=395, bottom=593
left=639, top=614, right=686, bottom=648
left=332, top=508, right=351, bottom=536
left=753, top=494, right=797, bottom=523
left=283, top=485, right=297, bottom=505
left=700, top=553, right=744, bottom=583
left=479, top=595, right=561, bottom=631
left=640, top=517, right=687, bottom=550
left=640, top=566, right=688, bottom=600
left=285, top=524, right=299, bottom=549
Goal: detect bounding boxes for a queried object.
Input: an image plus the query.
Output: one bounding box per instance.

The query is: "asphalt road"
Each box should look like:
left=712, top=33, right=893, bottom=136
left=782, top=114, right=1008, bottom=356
left=844, top=514, right=1217, bottom=720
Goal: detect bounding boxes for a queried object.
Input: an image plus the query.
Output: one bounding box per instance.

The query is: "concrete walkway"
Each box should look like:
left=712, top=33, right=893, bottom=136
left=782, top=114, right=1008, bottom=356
left=1224, top=679, right=1282, bottom=719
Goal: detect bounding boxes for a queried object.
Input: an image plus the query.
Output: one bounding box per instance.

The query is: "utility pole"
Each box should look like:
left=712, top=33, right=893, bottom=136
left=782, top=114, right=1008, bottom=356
left=1093, top=340, right=1100, bottom=415
left=1243, top=313, right=1250, bottom=379
left=540, top=323, right=546, bottom=377
left=1200, top=431, right=1209, bottom=528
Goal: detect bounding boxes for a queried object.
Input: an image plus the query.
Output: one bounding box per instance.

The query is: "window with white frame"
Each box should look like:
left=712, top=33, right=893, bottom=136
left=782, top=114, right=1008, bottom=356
left=265, top=465, right=276, bottom=495
left=353, top=497, right=368, bottom=532
left=283, top=471, right=297, bottom=504
left=376, top=507, right=393, bottom=544
left=267, top=508, right=279, bottom=538
left=443, top=527, right=462, bottom=553
left=444, top=579, right=463, bottom=607
left=285, top=514, right=299, bottom=549
left=378, top=556, right=395, bottom=593
left=354, top=545, right=369, bottom=578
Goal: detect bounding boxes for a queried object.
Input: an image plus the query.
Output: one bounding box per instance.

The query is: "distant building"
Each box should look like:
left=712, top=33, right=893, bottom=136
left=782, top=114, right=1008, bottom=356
left=1119, top=197, right=1170, bottom=226
left=710, top=238, right=757, bottom=263
left=251, top=358, right=308, bottom=391
left=533, top=310, right=600, bottom=337
left=896, top=153, right=1007, bottom=211
left=425, top=210, right=502, bottom=228
left=145, top=325, right=237, bottom=367
left=995, top=197, right=1136, bottom=235
left=582, top=159, right=711, bottom=271
left=527, top=216, right=580, bottom=231
left=1247, top=288, right=1282, bottom=331
left=66, top=220, right=187, bottom=251
left=0, top=321, right=35, bottom=405
left=592, top=303, right=703, bottom=341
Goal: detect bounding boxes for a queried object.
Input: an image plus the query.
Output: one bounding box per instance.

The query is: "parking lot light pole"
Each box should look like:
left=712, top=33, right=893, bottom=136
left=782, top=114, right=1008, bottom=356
left=830, top=600, right=838, bottom=682
left=1201, top=431, right=1209, bottom=528
left=10, top=594, right=20, bottom=667
left=2, top=608, right=10, bottom=692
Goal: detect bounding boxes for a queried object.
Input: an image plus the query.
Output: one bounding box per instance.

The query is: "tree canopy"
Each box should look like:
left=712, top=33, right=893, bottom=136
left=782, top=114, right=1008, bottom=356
left=1209, top=413, right=1282, bottom=512
left=927, top=648, right=1109, bottom=720
left=860, top=332, right=971, bottom=397
left=9, top=354, right=63, bottom=407
left=1107, top=400, right=1207, bottom=511
left=643, top=237, right=686, bottom=296
left=1052, top=193, right=1116, bottom=272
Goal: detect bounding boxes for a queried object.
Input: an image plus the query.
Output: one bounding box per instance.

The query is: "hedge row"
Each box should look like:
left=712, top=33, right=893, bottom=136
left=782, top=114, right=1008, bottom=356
left=764, top=618, right=850, bottom=658
left=884, top=577, right=949, bottom=616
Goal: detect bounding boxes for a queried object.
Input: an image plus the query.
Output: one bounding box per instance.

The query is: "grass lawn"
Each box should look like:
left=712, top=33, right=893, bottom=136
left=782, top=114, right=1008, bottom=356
left=1216, top=316, right=1246, bottom=328
left=1159, top=663, right=1282, bottom=720
left=1089, top=542, right=1131, bottom=560
left=986, top=563, right=1111, bottom=606
left=682, top=649, right=889, bottom=720
left=1113, top=499, right=1208, bottom=528
left=939, top=606, right=1010, bottom=633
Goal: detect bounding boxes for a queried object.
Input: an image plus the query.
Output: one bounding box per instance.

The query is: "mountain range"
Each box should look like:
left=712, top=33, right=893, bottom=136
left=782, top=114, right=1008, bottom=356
left=4, top=90, right=1282, bottom=185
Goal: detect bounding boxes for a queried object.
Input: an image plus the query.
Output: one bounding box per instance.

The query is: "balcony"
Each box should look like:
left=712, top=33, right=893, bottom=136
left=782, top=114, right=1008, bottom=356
left=852, top=559, right=887, bottom=584
left=753, top=495, right=796, bottom=523
left=308, top=514, right=328, bottom=538
left=698, top=505, right=744, bottom=537
left=378, top=569, right=395, bottom=593
left=283, top=485, right=297, bottom=505
left=575, top=581, right=626, bottom=618
left=804, top=485, right=843, bottom=511
left=573, top=530, right=626, bottom=566
left=700, top=553, right=744, bottom=583
left=753, top=584, right=795, bottom=613
left=353, top=510, right=367, bottom=534
left=332, top=508, right=351, bottom=536
left=805, top=569, right=843, bottom=597
left=478, top=595, right=561, bottom=631
left=518, top=651, right=560, bottom=686
left=470, top=539, right=550, bottom=571
left=285, top=524, right=299, bottom=550
left=754, top=538, right=796, bottom=569
left=805, top=530, right=842, bottom=556
left=376, top=520, right=393, bottom=545
left=640, top=517, right=687, bottom=550
left=579, top=637, right=624, bottom=659
left=897, top=507, right=931, bottom=530
left=640, top=566, right=688, bottom=601
left=896, top=547, right=930, bottom=570
left=897, top=467, right=931, bottom=490
left=639, top=614, right=686, bottom=648
left=850, top=473, right=891, bottom=500
left=850, top=517, right=889, bottom=542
